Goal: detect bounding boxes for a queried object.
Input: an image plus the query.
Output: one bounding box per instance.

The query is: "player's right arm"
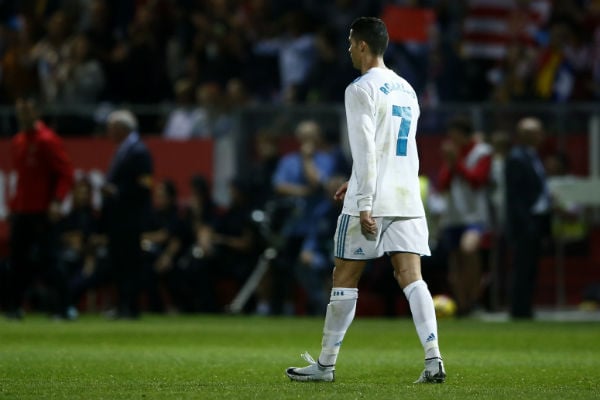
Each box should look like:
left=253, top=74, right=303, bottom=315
left=345, top=83, right=376, bottom=213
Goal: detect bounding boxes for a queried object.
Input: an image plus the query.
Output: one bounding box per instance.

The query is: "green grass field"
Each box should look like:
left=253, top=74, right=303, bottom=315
left=0, top=314, right=599, bottom=399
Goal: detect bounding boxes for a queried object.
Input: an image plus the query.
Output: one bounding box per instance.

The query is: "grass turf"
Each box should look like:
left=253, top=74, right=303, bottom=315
left=0, top=314, right=599, bottom=399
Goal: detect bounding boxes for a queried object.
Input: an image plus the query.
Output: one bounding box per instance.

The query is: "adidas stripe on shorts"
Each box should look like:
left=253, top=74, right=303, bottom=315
left=333, top=214, right=431, bottom=260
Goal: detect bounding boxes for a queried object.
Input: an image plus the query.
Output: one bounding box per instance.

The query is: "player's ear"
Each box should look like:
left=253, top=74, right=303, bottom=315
left=361, top=40, right=370, bottom=54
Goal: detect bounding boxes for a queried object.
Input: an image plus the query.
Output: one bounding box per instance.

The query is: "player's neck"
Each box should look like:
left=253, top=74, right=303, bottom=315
left=361, top=56, right=386, bottom=75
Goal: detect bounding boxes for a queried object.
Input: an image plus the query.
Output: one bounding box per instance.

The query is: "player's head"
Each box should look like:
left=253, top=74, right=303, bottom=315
left=348, top=17, right=388, bottom=68
left=106, top=109, right=138, bottom=142
left=15, top=97, right=39, bottom=131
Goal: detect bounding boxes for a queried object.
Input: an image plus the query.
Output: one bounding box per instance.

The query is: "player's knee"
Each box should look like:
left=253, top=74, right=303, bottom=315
left=332, top=267, right=359, bottom=288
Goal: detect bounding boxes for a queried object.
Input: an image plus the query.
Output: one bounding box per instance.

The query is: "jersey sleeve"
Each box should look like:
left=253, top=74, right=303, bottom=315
left=345, top=83, right=377, bottom=211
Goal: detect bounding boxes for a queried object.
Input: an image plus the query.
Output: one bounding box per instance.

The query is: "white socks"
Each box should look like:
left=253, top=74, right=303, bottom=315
left=318, top=288, right=358, bottom=367
left=316, top=281, right=440, bottom=367
left=403, top=280, right=441, bottom=360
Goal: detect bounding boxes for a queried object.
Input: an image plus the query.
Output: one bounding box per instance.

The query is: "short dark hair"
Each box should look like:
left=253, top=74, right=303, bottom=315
left=447, top=116, right=473, bottom=136
left=350, top=17, right=389, bottom=56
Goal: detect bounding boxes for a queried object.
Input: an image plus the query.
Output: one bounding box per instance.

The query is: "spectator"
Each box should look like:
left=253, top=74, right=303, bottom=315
left=108, top=4, right=169, bottom=104
left=140, top=179, right=185, bottom=313
left=58, top=33, right=105, bottom=105
left=225, top=77, right=254, bottom=109
left=29, top=10, right=74, bottom=103
left=263, top=120, right=338, bottom=314
left=437, top=116, right=492, bottom=316
left=0, top=17, right=38, bottom=103
left=206, top=177, right=265, bottom=311
left=6, top=97, right=74, bottom=320
left=54, top=33, right=105, bottom=134
left=185, top=0, right=247, bottom=88
left=253, top=10, right=317, bottom=103
left=175, top=174, right=218, bottom=312
left=184, top=81, right=238, bottom=207
left=58, top=176, right=100, bottom=317
left=459, top=0, right=551, bottom=101
left=162, top=78, right=203, bottom=140
left=295, top=175, right=345, bottom=315
left=505, top=117, right=551, bottom=319
left=488, top=130, right=511, bottom=232
left=101, top=109, right=153, bottom=319
left=544, top=152, right=587, bottom=249
left=302, top=26, right=357, bottom=103
left=243, top=130, right=281, bottom=211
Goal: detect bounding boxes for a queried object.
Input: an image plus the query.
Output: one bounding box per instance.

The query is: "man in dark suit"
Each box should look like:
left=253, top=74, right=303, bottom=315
left=102, top=110, right=153, bottom=319
left=505, top=117, right=550, bottom=319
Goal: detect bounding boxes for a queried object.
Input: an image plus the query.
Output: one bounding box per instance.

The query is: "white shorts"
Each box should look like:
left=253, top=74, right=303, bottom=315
left=333, top=214, right=431, bottom=259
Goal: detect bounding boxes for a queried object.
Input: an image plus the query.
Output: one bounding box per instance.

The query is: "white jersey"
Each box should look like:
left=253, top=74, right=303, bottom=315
left=342, top=67, right=425, bottom=218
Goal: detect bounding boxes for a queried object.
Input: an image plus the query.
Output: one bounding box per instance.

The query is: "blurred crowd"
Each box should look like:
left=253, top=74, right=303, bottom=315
left=2, top=98, right=592, bottom=320
left=1, top=0, right=600, bottom=119
left=1, top=0, right=599, bottom=319
left=1, top=99, right=355, bottom=318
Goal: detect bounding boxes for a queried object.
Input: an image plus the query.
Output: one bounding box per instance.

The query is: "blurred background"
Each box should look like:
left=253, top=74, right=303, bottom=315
left=0, top=0, right=599, bottom=319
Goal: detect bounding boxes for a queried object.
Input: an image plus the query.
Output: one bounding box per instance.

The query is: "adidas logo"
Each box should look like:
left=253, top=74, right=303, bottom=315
left=426, top=333, right=436, bottom=343
left=353, top=247, right=365, bottom=256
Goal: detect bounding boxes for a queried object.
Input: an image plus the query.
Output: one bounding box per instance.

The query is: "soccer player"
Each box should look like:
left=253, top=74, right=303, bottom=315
left=285, top=17, right=445, bottom=383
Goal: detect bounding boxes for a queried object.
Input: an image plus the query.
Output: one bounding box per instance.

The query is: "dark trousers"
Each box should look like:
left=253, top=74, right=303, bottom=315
left=508, top=214, right=549, bottom=318
left=108, top=230, right=142, bottom=317
left=7, top=213, right=68, bottom=314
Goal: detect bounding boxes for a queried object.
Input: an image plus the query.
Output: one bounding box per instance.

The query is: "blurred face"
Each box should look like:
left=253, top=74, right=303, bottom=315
left=447, top=128, right=469, bottom=147
left=15, top=99, right=37, bottom=131
left=106, top=121, right=127, bottom=143
left=48, top=12, right=68, bottom=40
left=255, top=135, right=277, bottom=159
left=71, top=35, right=90, bottom=61
left=73, top=181, right=91, bottom=207
left=154, top=183, right=170, bottom=210
left=529, top=129, right=544, bottom=147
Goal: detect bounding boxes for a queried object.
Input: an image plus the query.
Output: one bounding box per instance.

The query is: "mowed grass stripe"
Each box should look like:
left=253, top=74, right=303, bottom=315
left=0, top=315, right=599, bottom=399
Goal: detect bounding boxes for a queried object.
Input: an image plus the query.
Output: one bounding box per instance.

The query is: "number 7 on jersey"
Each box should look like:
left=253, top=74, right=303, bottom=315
left=392, top=105, right=412, bottom=156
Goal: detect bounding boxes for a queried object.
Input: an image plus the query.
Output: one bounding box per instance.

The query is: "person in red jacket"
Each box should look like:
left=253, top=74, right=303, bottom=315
left=437, top=116, right=492, bottom=316
left=6, top=98, right=74, bottom=320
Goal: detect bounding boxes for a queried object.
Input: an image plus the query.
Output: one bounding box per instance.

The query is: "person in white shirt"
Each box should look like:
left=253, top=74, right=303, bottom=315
left=286, top=17, right=445, bottom=384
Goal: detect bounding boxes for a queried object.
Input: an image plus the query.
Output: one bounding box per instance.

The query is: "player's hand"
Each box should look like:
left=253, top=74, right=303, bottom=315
left=333, top=181, right=349, bottom=201
left=359, top=210, right=377, bottom=236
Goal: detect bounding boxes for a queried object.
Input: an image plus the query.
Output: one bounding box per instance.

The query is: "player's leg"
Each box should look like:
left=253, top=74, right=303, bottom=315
left=390, top=251, right=445, bottom=383
left=285, top=258, right=365, bottom=382
left=384, top=217, right=445, bottom=383
left=286, top=214, right=374, bottom=382
left=318, top=257, right=365, bottom=365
